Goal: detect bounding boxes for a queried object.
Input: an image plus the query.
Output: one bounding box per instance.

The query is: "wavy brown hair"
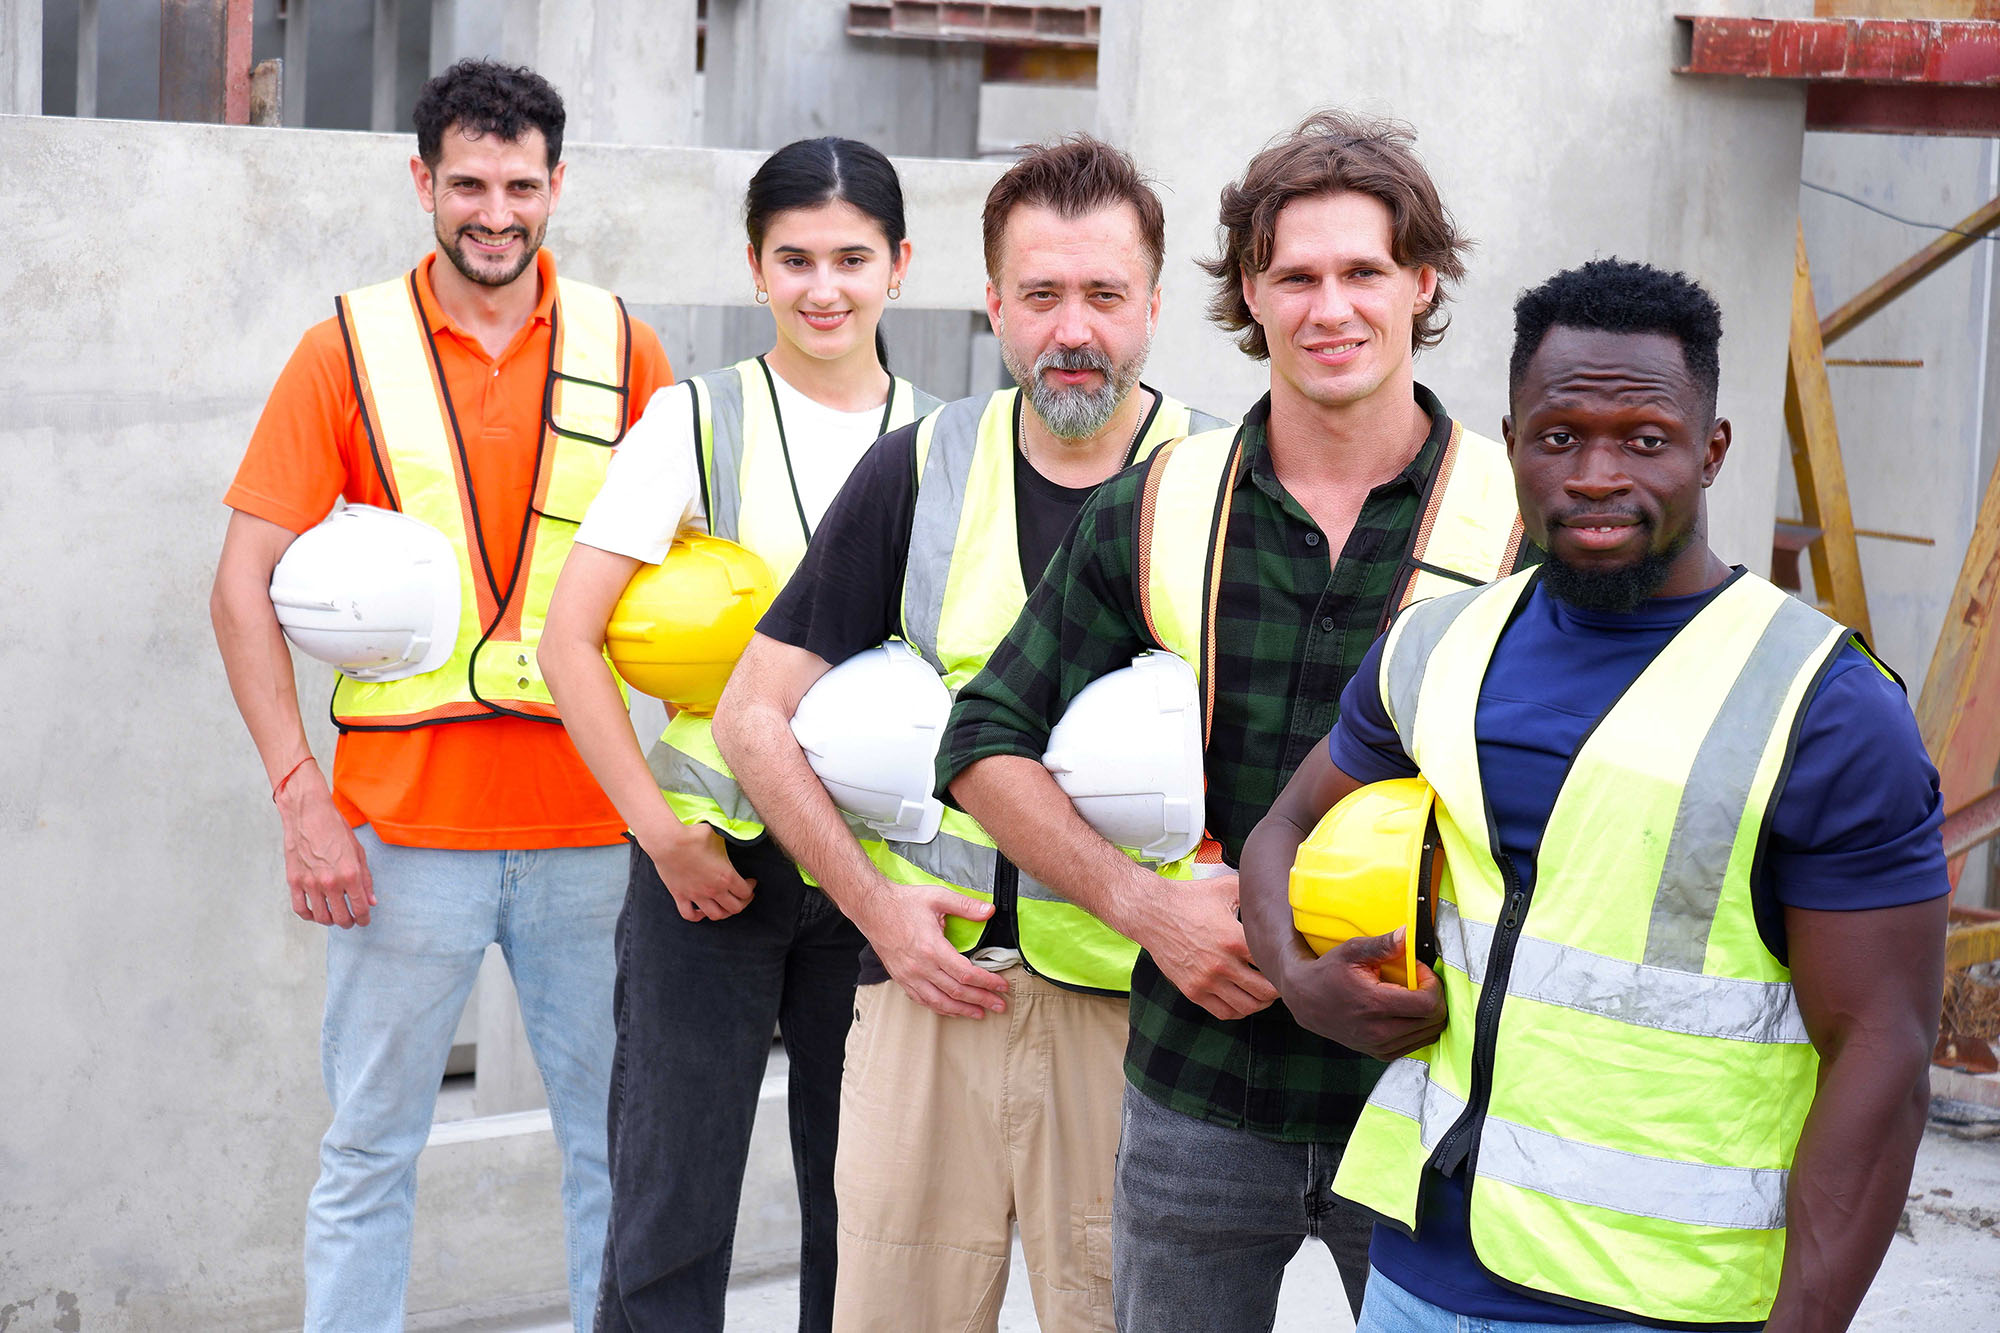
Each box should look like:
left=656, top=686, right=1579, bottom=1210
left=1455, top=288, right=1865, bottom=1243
left=982, top=135, right=1166, bottom=286
left=1201, top=111, right=1469, bottom=360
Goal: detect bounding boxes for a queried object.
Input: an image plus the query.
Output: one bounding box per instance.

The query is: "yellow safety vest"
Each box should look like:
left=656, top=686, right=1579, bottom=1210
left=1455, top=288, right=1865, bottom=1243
left=1133, top=417, right=1527, bottom=744
left=646, top=358, right=941, bottom=840
left=1334, top=568, right=1869, bottom=1326
left=877, top=386, right=1233, bottom=994
left=330, top=268, right=630, bottom=729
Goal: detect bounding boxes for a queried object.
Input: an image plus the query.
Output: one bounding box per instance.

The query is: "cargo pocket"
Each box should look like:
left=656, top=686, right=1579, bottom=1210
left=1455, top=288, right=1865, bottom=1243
left=1083, top=1208, right=1114, bottom=1325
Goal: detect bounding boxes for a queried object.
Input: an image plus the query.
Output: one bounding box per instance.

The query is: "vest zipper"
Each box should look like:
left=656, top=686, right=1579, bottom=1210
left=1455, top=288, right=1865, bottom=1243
left=1430, top=853, right=1529, bottom=1177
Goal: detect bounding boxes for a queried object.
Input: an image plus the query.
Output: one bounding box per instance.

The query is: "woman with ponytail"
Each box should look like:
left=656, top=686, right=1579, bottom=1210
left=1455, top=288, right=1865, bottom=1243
left=542, top=137, right=938, bottom=1332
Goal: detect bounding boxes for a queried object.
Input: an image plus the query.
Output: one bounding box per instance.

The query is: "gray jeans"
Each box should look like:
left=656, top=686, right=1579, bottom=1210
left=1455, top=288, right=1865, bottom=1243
left=1112, top=1083, right=1373, bottom=1332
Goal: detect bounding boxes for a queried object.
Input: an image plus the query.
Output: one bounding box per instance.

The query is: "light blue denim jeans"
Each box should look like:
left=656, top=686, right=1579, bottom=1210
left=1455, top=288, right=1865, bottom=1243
left=1355, top=1269, right=1663, bottom=1333
left=304, top=825, right=624, bottom=1333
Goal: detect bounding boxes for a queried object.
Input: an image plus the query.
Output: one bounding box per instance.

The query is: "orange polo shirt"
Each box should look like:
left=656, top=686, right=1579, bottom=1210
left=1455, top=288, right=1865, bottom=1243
left=226, top=250, right=674, bottom=850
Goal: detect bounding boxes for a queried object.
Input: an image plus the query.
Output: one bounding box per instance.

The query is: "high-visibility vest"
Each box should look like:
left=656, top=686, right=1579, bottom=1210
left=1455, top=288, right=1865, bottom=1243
left=874, top=387, right=1234, bottom=994
left=330, top=268, right=631, bottom=729
left=1333, top=568, right=1882, bottom=1327
left=647, top=357, right=941, bottom=840
left=1132, top=417, right=1527, bottom=745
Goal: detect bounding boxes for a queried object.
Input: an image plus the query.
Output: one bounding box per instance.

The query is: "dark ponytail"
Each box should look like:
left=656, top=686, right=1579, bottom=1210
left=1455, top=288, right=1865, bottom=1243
left=745, top=137, right=907, bottom=371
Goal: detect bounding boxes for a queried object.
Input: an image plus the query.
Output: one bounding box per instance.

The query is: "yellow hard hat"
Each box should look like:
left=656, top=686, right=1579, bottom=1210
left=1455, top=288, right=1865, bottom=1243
left=1289, top=776, right=1439, bottom=989
left=604, top=532, right=776, bottom=712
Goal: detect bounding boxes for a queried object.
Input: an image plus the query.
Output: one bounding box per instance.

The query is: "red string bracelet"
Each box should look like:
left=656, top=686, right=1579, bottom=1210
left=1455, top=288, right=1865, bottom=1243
left=272, top=756, right=316, bottom=803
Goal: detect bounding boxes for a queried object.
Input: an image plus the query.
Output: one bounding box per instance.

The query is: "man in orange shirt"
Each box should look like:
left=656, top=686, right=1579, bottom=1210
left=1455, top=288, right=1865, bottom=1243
left=210, top=60, right=671, bottom=1332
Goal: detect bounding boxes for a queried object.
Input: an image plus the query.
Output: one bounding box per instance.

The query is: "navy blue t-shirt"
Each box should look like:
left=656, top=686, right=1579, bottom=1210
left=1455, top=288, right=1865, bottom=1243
left=1326, top=576, right=1947, bottom=1325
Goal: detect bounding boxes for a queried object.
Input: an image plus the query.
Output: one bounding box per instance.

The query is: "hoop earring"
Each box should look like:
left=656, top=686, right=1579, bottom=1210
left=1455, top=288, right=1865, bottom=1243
left=755, top=288, right=769, bottom=305
left=887, top=285, right=901, bottom=301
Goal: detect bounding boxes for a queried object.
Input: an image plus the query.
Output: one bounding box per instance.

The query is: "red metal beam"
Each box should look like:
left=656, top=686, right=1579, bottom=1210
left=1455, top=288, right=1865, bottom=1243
left=1805, top=80, right=2000, bottom=133
left=1676, top=15, right=2000, bottom=84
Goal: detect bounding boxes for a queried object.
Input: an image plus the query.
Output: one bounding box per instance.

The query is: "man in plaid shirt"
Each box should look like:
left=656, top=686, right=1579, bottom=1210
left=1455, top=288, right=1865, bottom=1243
left=944, top=112, right=1515, bottom=1328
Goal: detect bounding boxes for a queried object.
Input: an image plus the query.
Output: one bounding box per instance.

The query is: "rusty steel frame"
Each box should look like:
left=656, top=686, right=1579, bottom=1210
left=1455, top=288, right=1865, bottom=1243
left=159, top=0, right=253, bottom=124
left=1676, top=13, right=2000, bottom=133
left=1677, top=14, right=2000, bottom=83
left=847, top=2, right=1100, bottom=48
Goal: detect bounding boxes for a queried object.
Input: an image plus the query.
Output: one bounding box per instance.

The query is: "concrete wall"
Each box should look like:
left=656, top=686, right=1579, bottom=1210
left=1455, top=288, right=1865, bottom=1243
left=1097, top=0, right=1810, bottom=578
left=0, top=111, right=998, bottom=1330
left=1795, top=132, right=2000, bottom=905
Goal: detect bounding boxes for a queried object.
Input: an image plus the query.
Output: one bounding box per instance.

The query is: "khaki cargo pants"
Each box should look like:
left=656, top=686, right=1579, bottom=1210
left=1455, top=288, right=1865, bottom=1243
left=832, top=966, right=1126, bottom=1333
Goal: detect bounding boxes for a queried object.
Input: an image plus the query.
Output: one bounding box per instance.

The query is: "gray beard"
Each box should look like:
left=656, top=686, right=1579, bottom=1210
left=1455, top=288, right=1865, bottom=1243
left=1002, top=339, right=1147, bottom=440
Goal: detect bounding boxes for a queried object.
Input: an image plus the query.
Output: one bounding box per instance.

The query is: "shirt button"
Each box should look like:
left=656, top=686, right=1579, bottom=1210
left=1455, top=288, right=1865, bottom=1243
left=517, top=653, right=529, bottom=666
left=1320, top=616, right=1336, bottom=632
left=1305, top=531, right=1321, bottom=547
left=492, top=367, right=500, bottom=377
left=518, top=676, right=531, bottom=688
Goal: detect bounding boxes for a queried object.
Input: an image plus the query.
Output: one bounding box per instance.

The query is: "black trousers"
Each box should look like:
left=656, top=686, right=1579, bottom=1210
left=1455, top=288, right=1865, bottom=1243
left=596, top=835, right=865, bottom=1333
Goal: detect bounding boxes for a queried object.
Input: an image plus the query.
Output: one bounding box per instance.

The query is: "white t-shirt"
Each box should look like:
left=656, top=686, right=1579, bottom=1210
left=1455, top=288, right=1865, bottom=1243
left=574, top=364, right=890, bottom=565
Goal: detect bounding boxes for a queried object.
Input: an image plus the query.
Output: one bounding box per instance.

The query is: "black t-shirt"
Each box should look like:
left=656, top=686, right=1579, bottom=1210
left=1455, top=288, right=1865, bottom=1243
left=760, top=403, right=1110, bottom=665
left=759, top=393, right=1129, bottom=984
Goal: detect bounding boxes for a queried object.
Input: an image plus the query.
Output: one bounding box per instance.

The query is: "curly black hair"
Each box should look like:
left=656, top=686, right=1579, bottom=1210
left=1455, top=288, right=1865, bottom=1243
left=412, top=59, right=565, bottom=171
left=1509, top=258, right=1723, bottom=417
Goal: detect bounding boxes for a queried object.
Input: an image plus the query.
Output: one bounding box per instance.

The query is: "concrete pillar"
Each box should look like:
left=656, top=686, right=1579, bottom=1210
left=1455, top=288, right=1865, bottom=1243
left=75, top=0, right=98, bottom=117
left=428, top=0, right=697, bottom=147
left=2, top=0, right=41, bottom=114
left=701, top=0, right=985, bottom=396
left=279, top=0, right=308, bottom=126
left=428, top=0, right=505, bottom=74
left=530, top=0, right=698, bottom=146
left=1097, top=0, right=1810, bottom=579
left=702, top=0, right=980, bottom=156
left=369, top=0, right=398, bottom=130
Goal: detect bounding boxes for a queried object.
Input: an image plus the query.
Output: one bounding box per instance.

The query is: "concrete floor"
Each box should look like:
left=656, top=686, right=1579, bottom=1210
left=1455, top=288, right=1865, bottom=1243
left=436, top=1119, right=2000, bottom=1333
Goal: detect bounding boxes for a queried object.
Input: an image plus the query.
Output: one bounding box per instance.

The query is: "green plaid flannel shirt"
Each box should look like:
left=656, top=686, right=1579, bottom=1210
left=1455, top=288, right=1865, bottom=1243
left=940, top=386, right=1461, bottom=1143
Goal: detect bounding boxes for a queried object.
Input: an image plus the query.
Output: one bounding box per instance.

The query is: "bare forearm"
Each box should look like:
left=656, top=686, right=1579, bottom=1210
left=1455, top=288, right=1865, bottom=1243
left=1239, top=811, right=1315, bottom=981
left=948, top=754, right=1153, bottom=936
left=713, top=698, right=886, bottom=913
left=541, top=635, right=678, bottom=846
left=210, top=566, right=315, bottom=785
left=1766, top=1045, right=1931, bottom=1331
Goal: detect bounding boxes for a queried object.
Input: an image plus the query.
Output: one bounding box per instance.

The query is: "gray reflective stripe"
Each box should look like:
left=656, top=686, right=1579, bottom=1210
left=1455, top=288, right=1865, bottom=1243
left=901, top=394, right=991, bottom=674
left=887, top=827, right=998, bottom=891
left=1644, top=593, right=1841, bottom=971
left=1369, top=1059, right=1789, bottom=1231
left=1384, top=583, right=1488, bottom=732
left=1187, top=408, right=1231, bottom=435
left=910, top=387, right=945, bottom=418
left=1434, top=901, right=1809, bottom=1045
left=646, top=738, right=758, bottom=826
left=1018, top=870, right=1066, bottom=903
left=697, top=366, right=748, bottom=540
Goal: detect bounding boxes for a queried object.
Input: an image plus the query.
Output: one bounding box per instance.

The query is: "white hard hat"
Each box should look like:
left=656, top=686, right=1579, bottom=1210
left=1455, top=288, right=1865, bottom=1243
left=1044, top=650, right=1204, bottom=863
left=268, top=504, right=461, bottom=683
left=791, top=641, right=949, bottom=843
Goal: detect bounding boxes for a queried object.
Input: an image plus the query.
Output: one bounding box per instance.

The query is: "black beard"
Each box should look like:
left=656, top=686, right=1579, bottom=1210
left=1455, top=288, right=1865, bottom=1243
left=439, top=224, right=538, bottom=288
left=1539, top=525, right=1692, bottom=613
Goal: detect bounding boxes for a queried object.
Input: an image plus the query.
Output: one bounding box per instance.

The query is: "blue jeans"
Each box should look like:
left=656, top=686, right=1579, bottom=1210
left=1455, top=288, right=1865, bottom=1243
left=595, top=835, right=863, bottom=1333
left=1356, top=1270, right=1660, bottom=1332
left=305, top=825, right=623, bottom=1333
left=1112, top=1083, right=1373, bottom=1332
